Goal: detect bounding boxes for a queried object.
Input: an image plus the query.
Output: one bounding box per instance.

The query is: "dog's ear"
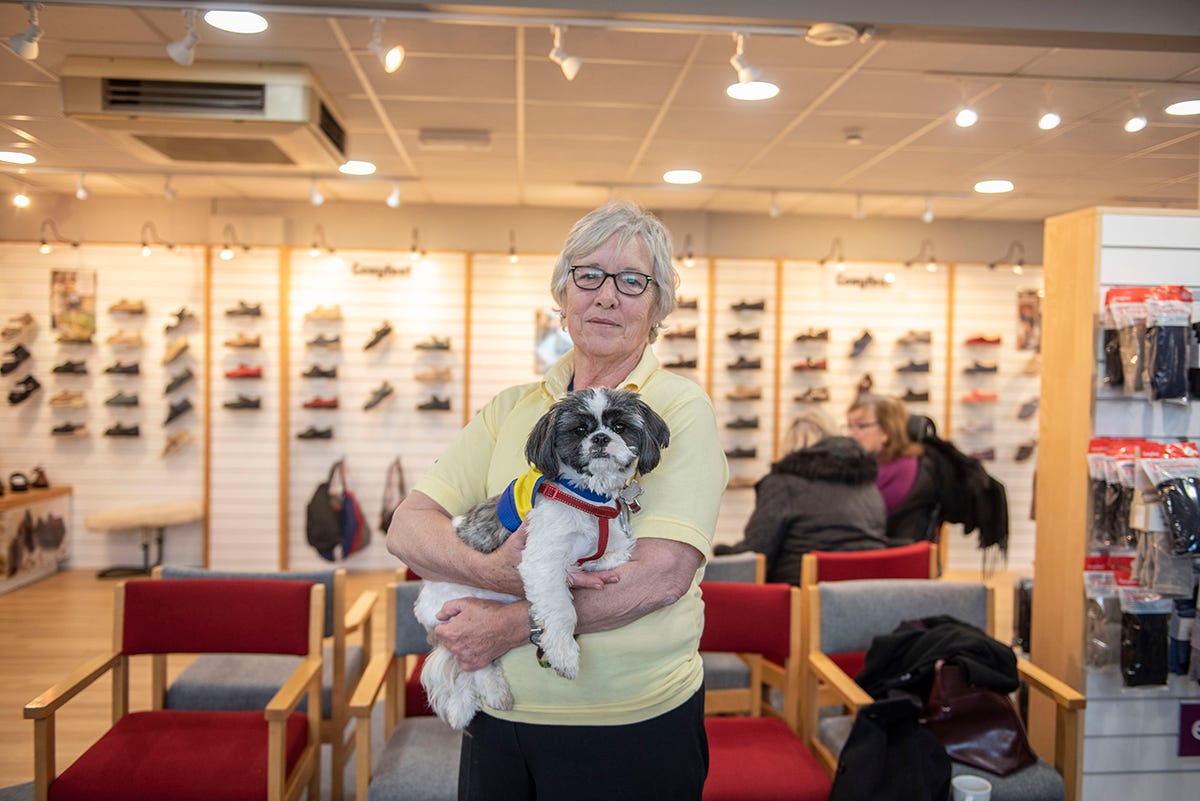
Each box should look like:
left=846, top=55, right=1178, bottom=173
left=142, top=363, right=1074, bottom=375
left=525, top=404, right=560, bottom=475
left=633, top=399, right=671, bottom=475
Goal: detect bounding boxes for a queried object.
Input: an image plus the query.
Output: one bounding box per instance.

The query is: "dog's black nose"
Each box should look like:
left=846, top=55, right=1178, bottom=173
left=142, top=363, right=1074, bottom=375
left=591, top=432, right=610, bottom=448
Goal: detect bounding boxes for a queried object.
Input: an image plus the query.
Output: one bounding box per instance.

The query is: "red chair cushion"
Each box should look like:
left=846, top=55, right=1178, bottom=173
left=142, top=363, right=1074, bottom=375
left=811, top=541, right=931, bottom=582
left=406, top=653, right=434, bottom=717
left=49, top=710, right=309, bottom=801
left=831, top=649, right=867, bottom=679
left=699, top=582, right=792, bottom=665
left=704, top=717, right=831, bottom=801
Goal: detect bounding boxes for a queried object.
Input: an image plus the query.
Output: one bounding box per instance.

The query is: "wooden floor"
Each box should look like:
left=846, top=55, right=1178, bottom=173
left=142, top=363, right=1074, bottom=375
left=0, top=565, right=1019, bottom=789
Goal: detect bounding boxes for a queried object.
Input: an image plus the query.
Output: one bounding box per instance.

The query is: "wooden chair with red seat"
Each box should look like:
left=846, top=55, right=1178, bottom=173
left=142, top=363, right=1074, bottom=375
left=24, top=577, right=324, bottom=801
left=701, top=551, right=767, bottom=716
left=700, top=580, right=831, bottom=801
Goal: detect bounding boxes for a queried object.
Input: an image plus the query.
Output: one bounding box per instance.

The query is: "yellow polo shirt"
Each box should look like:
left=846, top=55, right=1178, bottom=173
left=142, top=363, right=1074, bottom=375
left=414, top=345, right=728, bottom=725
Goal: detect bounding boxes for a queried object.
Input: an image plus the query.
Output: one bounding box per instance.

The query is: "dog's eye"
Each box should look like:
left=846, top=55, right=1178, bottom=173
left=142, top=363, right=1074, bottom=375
left=612, top=422, right=626, bottom=433
left=575, top=425, right=589, bottom=436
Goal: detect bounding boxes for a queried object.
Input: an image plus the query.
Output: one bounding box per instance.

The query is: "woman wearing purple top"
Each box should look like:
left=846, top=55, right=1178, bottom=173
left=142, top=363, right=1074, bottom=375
left=846, top=394, right=943, bottom=543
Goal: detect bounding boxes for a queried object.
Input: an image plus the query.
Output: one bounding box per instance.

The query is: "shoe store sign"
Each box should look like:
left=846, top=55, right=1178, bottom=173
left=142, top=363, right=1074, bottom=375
left=835, top=274, right=894, bottom=290
left=351, top=262, right=412, bottom=279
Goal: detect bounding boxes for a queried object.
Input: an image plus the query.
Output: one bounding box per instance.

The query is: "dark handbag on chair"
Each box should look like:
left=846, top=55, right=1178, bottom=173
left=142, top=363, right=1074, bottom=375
left=919, top=660, right=1037, bottom=776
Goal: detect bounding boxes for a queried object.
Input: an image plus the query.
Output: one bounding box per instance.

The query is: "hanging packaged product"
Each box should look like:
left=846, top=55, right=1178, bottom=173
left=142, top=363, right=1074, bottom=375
left=1083, top=560, right=1122, bottom=669
left=1101, top=306, right=1124, bottom=389
left=1087, top=438, right=1115, bottom=548
left=1143, top=285, right=1194, bottom=404
left=1104, top=442, right=1140, bottom=550
left=1105, top=287, right=1150, bottom=395
left=1118, top=586, right=1174, bottom=687
left=1136, top=442, right=1200, bottom=556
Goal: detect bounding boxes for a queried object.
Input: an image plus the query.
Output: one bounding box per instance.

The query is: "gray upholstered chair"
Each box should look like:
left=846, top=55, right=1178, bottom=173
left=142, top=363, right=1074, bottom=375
left=350, top=579, right=460, bottom=801
left=152, top=566, right=377, bottom=801
left=701, top=551, right=767, bottom=715
left=805, top=579, right=1086, bottom=801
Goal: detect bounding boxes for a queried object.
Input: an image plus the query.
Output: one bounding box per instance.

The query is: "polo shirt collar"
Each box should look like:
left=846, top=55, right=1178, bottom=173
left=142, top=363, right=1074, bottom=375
left=543, top=345, right=660, bottom=398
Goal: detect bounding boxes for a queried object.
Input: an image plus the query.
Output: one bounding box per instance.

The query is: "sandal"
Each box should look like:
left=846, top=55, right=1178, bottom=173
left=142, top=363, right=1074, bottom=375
left=9, top=472, right=29, bottom=492
left=30, top=466, right=49, bottom=489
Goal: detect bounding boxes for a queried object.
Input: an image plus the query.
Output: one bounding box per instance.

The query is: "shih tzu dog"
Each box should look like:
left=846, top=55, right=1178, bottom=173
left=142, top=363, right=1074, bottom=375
left=414, top=387, right=671, bottom=730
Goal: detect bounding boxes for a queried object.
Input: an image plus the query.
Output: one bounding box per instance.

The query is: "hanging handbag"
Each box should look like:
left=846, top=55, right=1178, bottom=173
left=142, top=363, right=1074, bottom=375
left=307, top=460, right=372, bottom=561
left=379, top=456, right=407, bottom=533
left=919, top=659, right=1037, bottom=776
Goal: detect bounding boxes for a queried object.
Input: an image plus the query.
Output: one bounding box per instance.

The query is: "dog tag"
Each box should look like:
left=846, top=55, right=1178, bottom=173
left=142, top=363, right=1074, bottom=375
left=619, top=480, right=643, bottom=513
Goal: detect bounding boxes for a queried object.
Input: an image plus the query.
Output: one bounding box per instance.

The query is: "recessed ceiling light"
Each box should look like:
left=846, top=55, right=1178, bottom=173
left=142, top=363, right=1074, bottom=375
left=1037, top=111, right=1062, bottom=130
left=339, top=160, right=376, bottom=176
left=954, top=107, right=979, bottom=128
left=1165, top=99, right=1200, bottom=116
left=663, top=169, right=702, bottom=185
left=726, top=81, right=779, bottom=101
left=203, top=10, right=268, bottom=35
left=974, top=179, right=1014, bottom=194
left=0, top=150, right=36, bottom=164
left=1124, top=114, right=1148, bottom=133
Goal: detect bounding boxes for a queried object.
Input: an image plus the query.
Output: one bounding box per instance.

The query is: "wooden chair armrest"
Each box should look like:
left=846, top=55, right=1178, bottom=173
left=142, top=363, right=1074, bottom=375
left=1017, top=659, right=1087, bottom=711
left=809, top=653, right=873, bottom=711
left=265, top=656, right=323, bottom=723
left=24, top=652, right=121, bottom=720
left=344, top=590, right=378, bottom=634
left=349, top=653, right=392, bottom=717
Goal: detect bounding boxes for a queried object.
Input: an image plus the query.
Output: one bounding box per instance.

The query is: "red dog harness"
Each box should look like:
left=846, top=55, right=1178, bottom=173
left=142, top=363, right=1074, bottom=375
left=537, top=481, right=621, bottom=565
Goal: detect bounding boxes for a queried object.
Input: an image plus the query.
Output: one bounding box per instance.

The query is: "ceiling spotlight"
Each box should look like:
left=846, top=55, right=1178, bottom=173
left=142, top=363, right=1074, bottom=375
left=905, top=238, right=937, bottom=272
left=768, top=193, right=782, bottom=219
left=75, top=174, right=89, bottom=201
left=548, top=25, right=582, bottom=82
left=818, top=237, right=846, bottom=271
left=974, top=179, right=1014, bottom=194
left=677, top=234, right=696, bottom=269
left=921, top=197, right=935, bottom=224
left=1037, top=111, right=1061, bottom=130
left=203, top=10, right=268, bottom=35
left=310, top=179, right=324, bottom=206
left=0, top=151, right=36, bottom=165
left=8, top=2, right=43, bottom=61
left=163, top=175, right=177, bottom=202
left=309, top=224, right=334, bottom=257
left=954, top=106, right=979, bottom=128
left=409, top=227, right=424, bottom=264
left=726, top=32, right=778, bottom=101
left=1124, top=113, right=1148, bottom=133
left=663, top=169, right=702, bottom=185
left=368, top=18, right=405, bottom=74
left=852, top=193, right=867, bottom=220
left=167, top=9, right=200, bottom=66
left=13, top=189, right=30, bottom=208
left=339, top=160, right=376, bottom=175
left=844, top=127, right=864, bottom=146
left=1165, top=99, right=1200, bottom=116
left=385, top=181, right=401, bottom=209
left=805, top=22, right=860, bottom=47
left=508, top=229, right=520, bottom=264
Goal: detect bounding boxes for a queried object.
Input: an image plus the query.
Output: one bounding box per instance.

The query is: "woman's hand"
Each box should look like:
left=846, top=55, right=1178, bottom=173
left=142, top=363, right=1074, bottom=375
left=433, top=597, right=528, bottom=671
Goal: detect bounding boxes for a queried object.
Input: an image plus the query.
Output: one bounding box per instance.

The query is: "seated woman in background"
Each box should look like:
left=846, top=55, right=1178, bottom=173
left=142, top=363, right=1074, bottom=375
left=845, top=393, right=942, bottom=543
left=714, top=410, right=887, bottom=584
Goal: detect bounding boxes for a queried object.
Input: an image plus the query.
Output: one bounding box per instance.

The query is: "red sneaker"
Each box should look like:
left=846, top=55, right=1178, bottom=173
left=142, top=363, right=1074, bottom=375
left=965, top=333, right=1002, bottom=346
left=225, top=364, right=263, bottom=379
left=960, top=389, right=999, bottom=403
left=302, top=396, right=339, bottom=409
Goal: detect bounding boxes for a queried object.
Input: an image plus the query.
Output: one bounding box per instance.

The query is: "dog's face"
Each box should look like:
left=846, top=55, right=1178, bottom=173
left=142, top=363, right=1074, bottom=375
left=525, top=388, right=670, bottom=494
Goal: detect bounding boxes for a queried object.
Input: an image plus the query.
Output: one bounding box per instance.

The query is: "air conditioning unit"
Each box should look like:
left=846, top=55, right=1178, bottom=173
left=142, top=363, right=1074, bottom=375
left=60, top=57, right=347, bottom=169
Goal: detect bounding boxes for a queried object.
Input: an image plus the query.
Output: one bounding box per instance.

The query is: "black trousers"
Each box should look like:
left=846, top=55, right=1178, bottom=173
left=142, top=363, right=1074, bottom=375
left=458, top=687, right=708, bottom=801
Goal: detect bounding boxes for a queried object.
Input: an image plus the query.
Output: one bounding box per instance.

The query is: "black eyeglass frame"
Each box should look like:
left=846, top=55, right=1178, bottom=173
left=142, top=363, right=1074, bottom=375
left=568, top=266, right=657, bottom=296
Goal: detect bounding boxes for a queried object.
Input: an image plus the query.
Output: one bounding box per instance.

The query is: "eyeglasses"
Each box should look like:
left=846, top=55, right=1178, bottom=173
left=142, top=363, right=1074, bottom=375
left=569, top=266, right=655, bottom=296
left=846, top=421, right=880, bottom=432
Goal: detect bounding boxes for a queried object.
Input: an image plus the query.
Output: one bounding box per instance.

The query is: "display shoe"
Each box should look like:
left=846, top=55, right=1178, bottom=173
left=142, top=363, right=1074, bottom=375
left=968, top=448, right=996, bottom=462
left=56, top=331, right=93, bottom=345
left=663, top=326, right=697, bottom=340
left=417, top=395, right=451, bottom=411
left=164, top=368, right=193, bottom=394
left=223, top=394, right=262, bottom=410
left=8, top=375, right=41, bottom=405
left=795, top=387, right=830, bottom=403
left=162, top=338, right=190, bottom=365
left=1022, top=354, right=1041, bottom=376
left=105, top=391, right=139, bottom=407
left=794, top=327, right=830, bottom=342
left=726, top=385, right=762, bottom=401
left=51, top=360, right=88, bottom=375
left=730, top=299, right=766, bottom=312
left=225, top=363, right=263, bottom=379
left=415, top=366, right=452, bottom=382
left=897, top=330, right=933, bottom=346
left=2, top=312, right=35, bottom=340
left=665, top=356, right=698, bottom=369
left=727, top=355, right=762, bottom=370
left=162, top=429, right=193, bottom=457
left=727, top=328, right=761, bottom=341
left=164, top=306, right=196, bottom=333
left=897, top=360, right=931, bottom=373
left=856, top=373, right=874, bottom=396
left=306, top=333, right=342, bottom=349
left=48, top=389, right=86, bottom=408
left=1, top=343, right=31, bottom=375
left=414, top=335, right=451, bottom=351
left=223, top=333, right=262, bottom=349
left=297, top=425, right=334, bottom=440
left=105, top=360, right=140, bottom=375
left=960, top=389, right=999, bottom=404
left=364, top=322, right=394, bottom=351
left=725, top=415, right=760, bottom=430
left=849, top=329, right=874, bottom=357
left=224, top=300, right=262, bottom=317
left=51, top=421, right=87, bottom=438
left=302, top=364, right=337, bottom=379
left=364, top=382, right=395, bottom=411
left=304, top=304, right=343, bottom=321
left=1017, top=397, right=1039, bottom=419
left=30, top=466, right=49, bottom=489
left=958, top=421, right=995, bottom=435
left=108, top=298, right=146, bottom=315
left=303, top=396, right=339, bottom=409
left=791, top=358, right=827, bottom=371
left=1015, top=440, right=1038, bottom=462
left=901, top=389, right=930, bottom=403
left=963, top=360, right=999, bottom=374
left=9, top=472, right=29, bottom=492
left=105, top=330, right=144, bottom=347
left=165, top=397, right=194, bottom=425
left=104, top=422, right=141, bottom=437
left=724, top=446, right=757, bottom=459
left=676, top=296, right=698, bottom=310
left=965, top=333, right=1002, bottom=346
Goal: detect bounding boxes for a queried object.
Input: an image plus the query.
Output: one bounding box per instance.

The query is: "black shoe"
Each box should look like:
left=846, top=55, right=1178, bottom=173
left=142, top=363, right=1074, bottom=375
left=677, top=297, right=699, bottom=310
left=964, top=360, right=999, bottom=374
left=297, top=426, right=333, bottom=440
left=165, top=398, right=193, bottom=425
left=1015, top=441, right=1037, bottom=462
left=730, top=299, right=765, bottom=312
left=104, top=361, right=140, bottom=375
left=901, top=389, right=930, bottom=403
left=105, top=391, right=139, bottom=407
left=51, top=360, right=87, bottom=375
left=665, top=357, right=698, bottom=369
left=850, top=330, right=874, bottom=357
left=223, top=394, right=261, bottom=410
left=1, top=344, right=30, bottom=375
left=897, top=360, right=930, bottom=373
left=51, top=422, right=87, bottom=438
left=725, top=416, right=760, bottom=429
left=364, top=322, right=393, bottom=351
left=724, top=446, right=757, bottom=459
left=164, top=306, right=196, bottom=333
left=225, top=300, right=262, bottom=317
left=727, top=356, right=761, bottom=370
left=727, top=329, right=761, bottom=341
left=306, top=333, right=342, bottom=349
left=663, top=326, right=696, bottom=340
left=794, top=328, right=830, bottom=342
left=8, top=375, right=40, bottom=405
left=104, top=422, right=140, bottom=437
left=364, top=382, right=395, bottom=411
left=414, top=335, right=451, bottom=351
left=857, top=373, right=874, bottom=396
left=418, top=395, right=451, bottom=411
left=302, top=364, right=337, bottom=379
left=164, top=368, right=194, bottom=394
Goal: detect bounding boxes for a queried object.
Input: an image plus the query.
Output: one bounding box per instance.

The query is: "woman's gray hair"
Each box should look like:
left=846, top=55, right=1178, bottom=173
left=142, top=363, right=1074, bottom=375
left=551, top=200, right=679, bottom=342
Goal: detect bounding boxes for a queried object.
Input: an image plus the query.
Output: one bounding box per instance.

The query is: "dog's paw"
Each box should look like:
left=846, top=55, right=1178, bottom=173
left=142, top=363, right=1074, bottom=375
left=442, top=692, right=481, bottom=731
left=540, top=632, right=580, bottom=680
left=476, top=668, right=514, bottom=711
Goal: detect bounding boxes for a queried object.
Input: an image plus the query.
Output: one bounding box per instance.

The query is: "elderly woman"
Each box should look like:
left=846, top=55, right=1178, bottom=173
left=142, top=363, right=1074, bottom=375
left=388, top=201, right=727, bottom=801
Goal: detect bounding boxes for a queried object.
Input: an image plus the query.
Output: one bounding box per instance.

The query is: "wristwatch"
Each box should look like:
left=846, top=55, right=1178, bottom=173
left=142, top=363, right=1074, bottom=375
left=528, top=610, right=544, bottom=648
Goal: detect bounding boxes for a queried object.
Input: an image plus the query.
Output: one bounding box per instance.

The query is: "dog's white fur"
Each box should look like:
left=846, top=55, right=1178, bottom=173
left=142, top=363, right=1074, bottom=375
left=414, top=387, right=670, bottom=730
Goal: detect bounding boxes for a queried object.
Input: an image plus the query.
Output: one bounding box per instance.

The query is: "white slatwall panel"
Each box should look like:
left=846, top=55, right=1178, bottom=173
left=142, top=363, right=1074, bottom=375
left=287, top=250, right=467, bottom=570
left=649, top=262, right=709, bottom=398
left=0, top=243, right=205, bottom=570
left=208, top=250, right=280, bottom=569
left=948, top=265, right=1044, bottom=571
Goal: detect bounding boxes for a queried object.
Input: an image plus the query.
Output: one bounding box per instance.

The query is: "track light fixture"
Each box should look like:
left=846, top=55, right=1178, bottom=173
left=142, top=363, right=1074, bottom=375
left=727, top=33, right=778, bottom=101
left=368, top=17, right=405, bottom=74
left=163, top=175, right=177, bottom=201
left=1037, top=83, right=1061, bottom=130
left=508, top=229, right=520, bottom=264
left=74, top=174, right=89, bottom=201
left=768, top=192, right=782, bottom=219
left=8, top=2, right=42, bottom=61
left=139, top=221, right=174, bottom=257
left=310, top=179, right=324, bottom=206
left=987, top=240, right=1026, bottom=274
left=676, top=234, right=696, bottom=269
left=817, top=237, right=846, bottom=271
left=953, top=81, right=978, bottom=128
left=167, top=9, right=200, bottom=66
left=905, top=238, right=938, bottom=272
left=548, top=25, right=582, bottom=81
left=218, top=223, right=249, bottom=261
left=385, top=181, right=402, bottom=208
left=38, top=218, right=79, bottom=254
left=921, top=197, right=935, bottom=224
left=309, top=224, right=334, bottom=257
left=409, top=227, right=426, bottom=264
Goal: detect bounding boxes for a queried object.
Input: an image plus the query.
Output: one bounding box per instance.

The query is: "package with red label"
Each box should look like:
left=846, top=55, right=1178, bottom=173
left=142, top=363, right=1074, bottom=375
left=1143, top=285, right=1194, bottom=404
left=1104, top=287, right=1151, bottom=395
left=1137, top=441, right=1200, bottom=556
